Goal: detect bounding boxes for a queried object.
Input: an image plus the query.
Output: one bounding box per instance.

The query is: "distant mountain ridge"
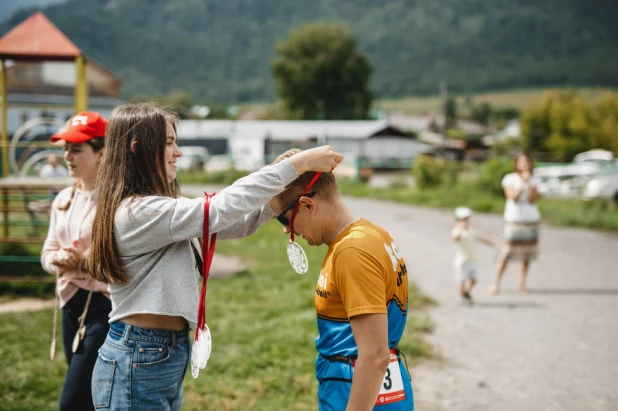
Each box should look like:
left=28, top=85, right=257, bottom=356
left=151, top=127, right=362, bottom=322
left=1, top=0, right=617, bottom=103
left=0, top=0, right=65, bottom=25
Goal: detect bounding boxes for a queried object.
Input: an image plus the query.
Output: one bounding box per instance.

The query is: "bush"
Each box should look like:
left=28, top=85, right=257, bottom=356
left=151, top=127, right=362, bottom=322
left=413, top=156, right=460, bottom=189
left=475, top=157, right=513, bottom=197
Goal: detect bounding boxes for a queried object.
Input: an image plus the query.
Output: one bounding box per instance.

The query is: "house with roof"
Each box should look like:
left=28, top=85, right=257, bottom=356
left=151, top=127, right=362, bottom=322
left=177, top=119, right=428, bottom=171
left=388, top=113, right=492, bottom=161
left=0, top=12, right=123, bottom=136
left=0, top=11, right=124, bottom=175
left=5, top=59, right=123, bottom=134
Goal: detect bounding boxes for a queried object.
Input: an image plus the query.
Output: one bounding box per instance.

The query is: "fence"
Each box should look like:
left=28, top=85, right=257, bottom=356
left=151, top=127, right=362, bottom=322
left=0, top=177, right=70, bottom=285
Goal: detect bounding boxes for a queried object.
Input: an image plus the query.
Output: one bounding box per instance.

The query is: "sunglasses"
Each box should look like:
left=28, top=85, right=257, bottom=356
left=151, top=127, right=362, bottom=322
left=276, top=192, right=316, bottom=227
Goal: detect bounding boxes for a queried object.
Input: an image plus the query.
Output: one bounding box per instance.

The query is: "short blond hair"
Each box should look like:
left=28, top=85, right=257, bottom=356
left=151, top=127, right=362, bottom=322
left=271, top=148, right=339, bottom=204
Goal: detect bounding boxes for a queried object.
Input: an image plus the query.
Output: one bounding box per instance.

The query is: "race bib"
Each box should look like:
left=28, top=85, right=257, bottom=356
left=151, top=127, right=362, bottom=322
left=353, top=352, right=406, bottom=406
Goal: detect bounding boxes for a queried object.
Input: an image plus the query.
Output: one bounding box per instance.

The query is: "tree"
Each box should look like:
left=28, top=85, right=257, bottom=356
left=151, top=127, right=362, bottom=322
left=271, top=22, right=372, bottom=120
left=165, top=91, right=194, bottom=119
left=444, top=97, right=457, bottom=130
left=520, top=90, right=618, bottom=161
left=470, top=102, right=492, bottom=125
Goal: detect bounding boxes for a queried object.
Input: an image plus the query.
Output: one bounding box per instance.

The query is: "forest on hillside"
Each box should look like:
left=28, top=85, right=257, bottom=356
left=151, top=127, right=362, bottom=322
left=1, top=0, right=617, bottom=103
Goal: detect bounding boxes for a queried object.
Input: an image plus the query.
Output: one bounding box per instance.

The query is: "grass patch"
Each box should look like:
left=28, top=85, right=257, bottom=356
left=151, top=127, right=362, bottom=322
left=375, top=87, right=618, bottom=116
left=338, top=179, right=618, bottom=231
left=0, top=220, right=434, bottom=410
left=178, top=169, right=249, bottom=186
left=0, top=309, right=67, bottom=411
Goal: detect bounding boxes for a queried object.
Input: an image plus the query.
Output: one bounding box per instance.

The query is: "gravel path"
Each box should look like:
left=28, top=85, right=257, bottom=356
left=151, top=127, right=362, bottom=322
left=346, top=197, right=618, bottom=411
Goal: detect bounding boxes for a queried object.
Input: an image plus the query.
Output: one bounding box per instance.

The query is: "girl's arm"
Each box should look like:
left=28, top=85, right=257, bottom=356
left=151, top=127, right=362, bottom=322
left=527, top=185, right=539, bottom=204
left=215, top=204, right=274, bottom=240
left=40, top=200, right=62, bottom=275
left=503, top=186, right=523, bottom=201
left=207, top=146, right=342, bottom=235
left=502, top=173, right=523, bottom=201
left=204, top=159, right=298, bottom=235
left=118, top=147, right=343, bottom=255
left=476, top=236, right=496, bottom=248
left=118, top=160, right=297, bottom=255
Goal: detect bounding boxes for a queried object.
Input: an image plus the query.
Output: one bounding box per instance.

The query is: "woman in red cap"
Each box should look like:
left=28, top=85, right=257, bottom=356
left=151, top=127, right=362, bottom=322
left=41, top=111, right=111, bottom=411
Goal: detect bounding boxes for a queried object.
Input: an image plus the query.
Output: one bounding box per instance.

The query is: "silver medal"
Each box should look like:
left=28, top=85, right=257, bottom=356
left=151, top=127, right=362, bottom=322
left=190, top=325, right=212, bottom=378
left=287, top=241, right=309, bottom=274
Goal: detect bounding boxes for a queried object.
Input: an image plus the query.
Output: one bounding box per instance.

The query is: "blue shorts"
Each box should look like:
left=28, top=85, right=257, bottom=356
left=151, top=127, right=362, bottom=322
left=316, top=354, right=414, bottom=410
left=91, top=321, right=190, bottom=410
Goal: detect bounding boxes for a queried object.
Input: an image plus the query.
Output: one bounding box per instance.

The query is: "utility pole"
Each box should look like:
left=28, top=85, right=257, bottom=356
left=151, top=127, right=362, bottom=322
left=439, top=81, right=448, bottom=158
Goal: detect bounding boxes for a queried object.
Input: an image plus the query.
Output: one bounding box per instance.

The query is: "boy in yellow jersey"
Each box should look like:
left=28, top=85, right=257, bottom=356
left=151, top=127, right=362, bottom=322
left=270, top=150, right=413, bottom=411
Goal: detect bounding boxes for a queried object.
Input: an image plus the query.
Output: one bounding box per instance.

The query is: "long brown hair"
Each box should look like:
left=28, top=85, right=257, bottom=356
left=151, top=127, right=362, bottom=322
left=89, top=103, right=179, bottom=284
left=58, top=137, right=105, bottom=211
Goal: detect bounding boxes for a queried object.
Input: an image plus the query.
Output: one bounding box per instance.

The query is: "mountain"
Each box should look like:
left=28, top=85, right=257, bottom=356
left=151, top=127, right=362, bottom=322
left=1, top=0, right=617, bottom=103
left=0, top=0, right=65, bottom=24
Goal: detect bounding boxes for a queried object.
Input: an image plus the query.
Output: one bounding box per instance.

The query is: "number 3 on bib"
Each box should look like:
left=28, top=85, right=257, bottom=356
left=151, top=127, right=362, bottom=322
left=352, top=351, right=407, bottom=405
left=375, top=353, right=406, bottom=405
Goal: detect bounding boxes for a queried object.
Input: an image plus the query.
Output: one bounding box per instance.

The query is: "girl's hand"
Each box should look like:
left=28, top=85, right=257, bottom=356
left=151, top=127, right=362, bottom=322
left=79, top=248, right=91, bottom=272
left=51, top=247, right=81, bottom=270
left=289, top=146, right=343, bottom=174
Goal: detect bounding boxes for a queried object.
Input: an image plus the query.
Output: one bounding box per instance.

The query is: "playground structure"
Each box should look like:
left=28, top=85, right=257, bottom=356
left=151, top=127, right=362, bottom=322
left=0, top=12, right=94, bottom=282
left=0, top=11, right=89, bottom=177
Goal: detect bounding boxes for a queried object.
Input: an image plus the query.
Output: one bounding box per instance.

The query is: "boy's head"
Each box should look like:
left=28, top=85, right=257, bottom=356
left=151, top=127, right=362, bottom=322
left=269, top=148, right=340, bottom=246
left=454, top=207, right=472, bottom=227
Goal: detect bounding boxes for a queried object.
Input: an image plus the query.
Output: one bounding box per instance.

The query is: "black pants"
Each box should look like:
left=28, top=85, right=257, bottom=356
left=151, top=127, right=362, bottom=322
left=60, top=289, right=111, bottom=411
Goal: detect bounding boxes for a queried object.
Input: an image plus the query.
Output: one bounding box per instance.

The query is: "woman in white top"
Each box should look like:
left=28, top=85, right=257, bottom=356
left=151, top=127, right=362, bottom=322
left=87, top=103, right=342, bottom=410
left=490, top=153, right=541, bottom=294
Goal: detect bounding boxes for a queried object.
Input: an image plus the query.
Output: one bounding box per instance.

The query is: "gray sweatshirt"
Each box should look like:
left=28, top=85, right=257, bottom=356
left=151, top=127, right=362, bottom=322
left=109, top=159, right=298, bottom=329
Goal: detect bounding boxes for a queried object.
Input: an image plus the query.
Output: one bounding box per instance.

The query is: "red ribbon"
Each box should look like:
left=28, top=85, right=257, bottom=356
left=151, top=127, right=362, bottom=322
left=195, top=192, right=217, bottom=342
left=289, top=172, right=322, bottom=243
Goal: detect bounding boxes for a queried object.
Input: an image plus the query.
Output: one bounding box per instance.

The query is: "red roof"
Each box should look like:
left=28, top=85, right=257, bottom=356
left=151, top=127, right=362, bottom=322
left=0, top=11, right=81, bottom=61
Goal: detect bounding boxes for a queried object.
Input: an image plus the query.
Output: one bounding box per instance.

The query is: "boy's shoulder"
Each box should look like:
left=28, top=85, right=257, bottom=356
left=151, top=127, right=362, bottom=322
left=452, top=226, right=476, bottom=237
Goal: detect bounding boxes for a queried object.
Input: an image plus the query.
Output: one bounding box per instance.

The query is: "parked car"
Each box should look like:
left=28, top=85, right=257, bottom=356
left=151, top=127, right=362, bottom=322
left=535, top=150, right=618, bottom=198
left=177, top=146, right=210, bottom=171
left=584, top=170, right=618, bottom=203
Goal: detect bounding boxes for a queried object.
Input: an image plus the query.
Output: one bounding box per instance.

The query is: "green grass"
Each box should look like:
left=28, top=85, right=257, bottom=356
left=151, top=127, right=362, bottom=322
left=237, top=87, right=618, bottom=118
left=374, top=87, right=618, bottom=116
left=0, top=220, right=434, bottom=411
left=177, top=169, right=250, bottom=186
left=338, top=178, right=618, bottom=231
left=0, top=309, right=67, bottom=410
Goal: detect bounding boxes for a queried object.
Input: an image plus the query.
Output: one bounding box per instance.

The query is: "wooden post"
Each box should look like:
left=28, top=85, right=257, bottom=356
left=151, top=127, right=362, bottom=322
left=1, top=59, right=8, bottom=177
left=74, top=55, right=88, bottom=112
left=2, top=188, right=8, bottom=238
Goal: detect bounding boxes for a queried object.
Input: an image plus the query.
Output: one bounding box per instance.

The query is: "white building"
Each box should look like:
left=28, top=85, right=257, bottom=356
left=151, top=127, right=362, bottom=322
left=177, top=119, right=428, bottom=171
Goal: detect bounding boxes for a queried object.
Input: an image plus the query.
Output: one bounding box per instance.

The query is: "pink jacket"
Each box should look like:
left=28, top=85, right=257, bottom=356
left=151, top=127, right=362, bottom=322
left=41, top=185, right=109, bottom=307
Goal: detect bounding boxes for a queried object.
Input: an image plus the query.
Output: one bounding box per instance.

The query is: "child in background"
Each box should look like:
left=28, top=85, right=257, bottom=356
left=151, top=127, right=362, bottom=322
left=452, top=207, right=495, bottom=304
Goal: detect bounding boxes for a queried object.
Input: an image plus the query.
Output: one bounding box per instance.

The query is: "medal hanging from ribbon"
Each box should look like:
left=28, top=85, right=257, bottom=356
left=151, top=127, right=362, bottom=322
left=191, top=192, right=217, bottom=379
left=287, top=172, right=321, bottom=274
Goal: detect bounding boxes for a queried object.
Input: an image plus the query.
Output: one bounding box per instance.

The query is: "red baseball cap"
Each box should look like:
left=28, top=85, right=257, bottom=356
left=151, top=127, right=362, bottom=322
left=50, top=111, right=107, bottom=143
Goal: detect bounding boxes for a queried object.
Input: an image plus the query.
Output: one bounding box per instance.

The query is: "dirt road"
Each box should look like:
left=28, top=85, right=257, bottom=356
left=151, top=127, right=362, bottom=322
left=347, top=197, right=618, bottom=411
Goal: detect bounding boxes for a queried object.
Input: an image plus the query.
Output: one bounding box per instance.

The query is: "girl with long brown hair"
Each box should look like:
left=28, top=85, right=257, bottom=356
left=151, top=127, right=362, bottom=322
left=88, top=102, right=342, bottom=410
left=41, top=111, right=111, bottom=411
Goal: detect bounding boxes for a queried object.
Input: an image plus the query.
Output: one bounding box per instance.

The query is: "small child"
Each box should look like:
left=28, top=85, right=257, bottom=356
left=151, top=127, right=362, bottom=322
left=451, top=207, right=495, bottom=304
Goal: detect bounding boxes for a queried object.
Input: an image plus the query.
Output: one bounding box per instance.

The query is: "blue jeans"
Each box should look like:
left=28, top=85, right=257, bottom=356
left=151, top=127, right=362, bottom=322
left=91, top=321, right=190, bottom=410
